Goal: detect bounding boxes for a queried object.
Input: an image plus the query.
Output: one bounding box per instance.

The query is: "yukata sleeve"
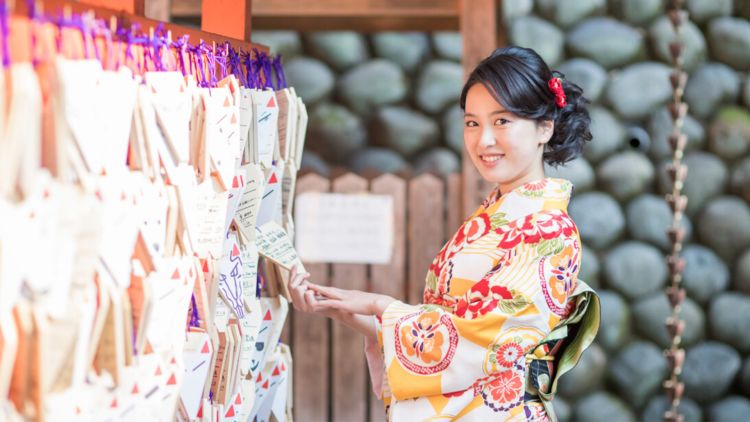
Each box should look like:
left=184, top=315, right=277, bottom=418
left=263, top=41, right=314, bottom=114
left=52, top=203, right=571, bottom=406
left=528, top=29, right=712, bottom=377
left=372, top=210, right=583, bottom=402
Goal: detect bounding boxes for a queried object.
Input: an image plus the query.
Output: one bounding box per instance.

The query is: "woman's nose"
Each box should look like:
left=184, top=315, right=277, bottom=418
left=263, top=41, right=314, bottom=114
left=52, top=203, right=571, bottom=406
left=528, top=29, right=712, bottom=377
left=479, top=126, right=496, bottom=146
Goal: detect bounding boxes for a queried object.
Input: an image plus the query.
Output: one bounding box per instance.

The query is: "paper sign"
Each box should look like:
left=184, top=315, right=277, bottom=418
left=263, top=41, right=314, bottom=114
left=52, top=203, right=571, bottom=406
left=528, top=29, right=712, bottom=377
left=295, top=193, right=394, bottom=264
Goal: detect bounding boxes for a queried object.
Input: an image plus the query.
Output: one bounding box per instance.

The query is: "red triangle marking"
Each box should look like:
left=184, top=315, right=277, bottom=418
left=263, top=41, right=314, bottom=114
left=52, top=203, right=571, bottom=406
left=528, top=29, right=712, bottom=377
left=234, top=393, right=242, bottom=405
left=232, top=244, right=240, bottom=257
left=75, top=406, right=81, bottom=415
left=171, top=268, right=180, bottom=279
left=262, top=380, right=269, bottom=389
left=281, top=362, right=286, bottom=371
left=272, top=366, right=280, bottom=377
left=225, top=405, right=235, bottom=417
left=201, top=341, right=210, bottom=354
left=189, top=267, right=194, bottom=278
left=151, top=86, right=157, bottom=94
left=43, top=189, right=49, bottom=199
left=95, top=190, right=103, bottom=201
left=167, top=373, right=177, bottom=385
left=197, top=404, right=203, bottom=418
left=268, top=173, right=278, bottom=184
left=224, top=97, right=231, bottom=107
left=155, top=365, right=162, bottom=376
left=110, top=398, right=118, bottom=408
left=264, top=310, right=272, bottom=321
left=131, top=383, right=139, bottom=394
left=170, top=357, right=177, bottom=365
left=266, top=96, right=275, bottom=108
left=232, top=176, right=240, bottom=188
left=202, top=260, right=209, bottom=272
left=120, top=191, right=127, bottom=201
left=256, top=372, right=263, bottom=383
left=230, top=113, right=238, bottom=124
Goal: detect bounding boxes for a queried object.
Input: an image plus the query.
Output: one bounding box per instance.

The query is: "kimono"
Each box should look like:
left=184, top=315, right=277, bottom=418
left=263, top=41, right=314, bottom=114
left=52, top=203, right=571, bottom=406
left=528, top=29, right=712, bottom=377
left=366, top=177, right=600, bottom=421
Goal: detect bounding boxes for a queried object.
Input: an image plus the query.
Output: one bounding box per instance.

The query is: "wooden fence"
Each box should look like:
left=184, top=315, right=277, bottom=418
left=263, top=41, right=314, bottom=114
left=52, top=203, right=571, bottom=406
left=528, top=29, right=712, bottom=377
left=281, top=170, right=466, bottom=422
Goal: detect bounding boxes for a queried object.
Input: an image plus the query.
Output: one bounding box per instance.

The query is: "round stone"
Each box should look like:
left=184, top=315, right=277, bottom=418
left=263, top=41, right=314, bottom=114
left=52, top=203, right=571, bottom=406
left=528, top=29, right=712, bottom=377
left=442, top=102, right=464, bottom=155
left=709, top=396, right=750, bottom=422
left=413, top=148, right=461, bottom=177
left=709, top=293, right=750, bottom=353
left=432, top=31, right=462, bottom=61
left=610, top=0, right=665, bottom=25
left=300, top=150, right=330, bottom=177
left=553, top=396, right=573, bottom=422
left=568, top=192, right=625, bottom=250
left=338, top=59, right=408, bottom=116
left=682, top=244, right=729, bottom=305
left=558, top=342, right=607, bottom=399
left=626, top=194, right=692, bottom=251
left=708, top=106, right=750, bottom=160
left=284, top=57, right=335, bottom=104
left=372, top=106, right=439, bottom=158
left=306, top=103, right=366, bottom=163
left=509, top=16, right=565, bottom=66
left=735, top=248, right=750, bottom=294
left=580, top=244, right=601, bottom=288
left=608, top=341, right=667, bottom=408
left=545, top=158, right=595, bottom=193
left=641, top=396, right=703, bottom=422
left=603, top=241, right=667, bottom=299
left=682, top=341, right=741, bottom=404
left=745, top=74, right=750, bottom=109
left=684, top=63, right=740, bottom=119
left=372, top=32, right=430, bottom=73
left=567, top=17, right=644, bottom=69
left=708, top=17, right=750, bottom=70
left=573, top=392, right=636, bottom=422
left=251, top=31, right=302, bottom=58
left=596, top=290, right=631, bottom=353
left=501, top=0, right=534, bottom=22
left=632, top=292, right=706, bottom=348
left=537, top=0, right=607, bottom=28
left=731, top=157, right=750, bottom=204
left=648, top=106, right=706, bottom=160
left=596, top=151, right=655, bottom=202
left=687, top=0, right=734, bottom=23
left=649, top=16, right=707, bottom=71
left=585, top=106, right=626, bottom=163
left=742, top=356, right=750, bottom=396
left=697, top=196, right=750, bottom=262
left=349, top=147, right=410, bottom=174
left=303, top=31, right=369, bottom=71
left=657, top=151, right=728, bottom=216
left=415, top=60, right=463, bottom=114
left=606, top=62, right=673, bottom=120
left=556, top=58, right=608, bottom=103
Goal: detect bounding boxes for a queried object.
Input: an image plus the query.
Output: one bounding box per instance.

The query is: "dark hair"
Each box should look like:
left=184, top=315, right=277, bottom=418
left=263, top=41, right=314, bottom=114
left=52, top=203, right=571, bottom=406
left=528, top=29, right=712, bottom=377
left=459, top=46, right=592, bottom=167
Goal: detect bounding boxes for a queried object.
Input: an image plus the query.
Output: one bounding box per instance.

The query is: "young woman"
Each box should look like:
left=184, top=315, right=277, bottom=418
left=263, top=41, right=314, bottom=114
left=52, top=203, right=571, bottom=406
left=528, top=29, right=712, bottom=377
left=288, top=46, right=601, bottom=422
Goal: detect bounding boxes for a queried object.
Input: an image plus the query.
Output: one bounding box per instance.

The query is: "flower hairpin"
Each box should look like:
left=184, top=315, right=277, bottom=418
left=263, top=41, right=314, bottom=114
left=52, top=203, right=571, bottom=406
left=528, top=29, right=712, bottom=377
left=548, top=77, right=567, bottom=108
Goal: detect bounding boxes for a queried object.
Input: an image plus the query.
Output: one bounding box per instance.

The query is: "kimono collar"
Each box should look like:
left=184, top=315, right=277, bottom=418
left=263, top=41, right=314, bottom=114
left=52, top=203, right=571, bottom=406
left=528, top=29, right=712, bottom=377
left=480, top=177, right=574, bottom=217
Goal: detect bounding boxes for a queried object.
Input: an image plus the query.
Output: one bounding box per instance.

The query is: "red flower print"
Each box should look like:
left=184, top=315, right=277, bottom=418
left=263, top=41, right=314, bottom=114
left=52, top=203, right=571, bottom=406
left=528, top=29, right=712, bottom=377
left=496, top=343, right=524, bottom=368
left=464, top=214, right=491, bottom=244
left=400, top=312, right=445, bottom=364
left=453, top=279, right=513, bottom=319
left=488, top=370, right=524, bottom=403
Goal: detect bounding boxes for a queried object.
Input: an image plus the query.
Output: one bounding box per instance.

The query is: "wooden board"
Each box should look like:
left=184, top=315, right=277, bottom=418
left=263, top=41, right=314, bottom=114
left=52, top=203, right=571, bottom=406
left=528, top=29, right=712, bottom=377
left=407, top=174, right=445, bottom=305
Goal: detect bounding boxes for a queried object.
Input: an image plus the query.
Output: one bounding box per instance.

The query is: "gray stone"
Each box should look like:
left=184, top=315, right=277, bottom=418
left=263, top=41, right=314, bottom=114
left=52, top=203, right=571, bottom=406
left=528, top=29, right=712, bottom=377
left=687, top=0, right=734, bottom=23
left=567, top=18, right=644, bottom=69
left=372, top=32, right=430, bottom=73
left=709, top=106, right=750, bottom=160
left=731, top=157, right=750, bottom=204
left=610, top=0, right=665, bottom=25
left=284, top=57, right=335, bottom=104
left=740, top=0, right=750, bottom=20
left=632, top=292, right=706, bottom=348
left=684, top=63, right=740, bottom=119
left=545, top=158, right=595, bottom=192
left=303, top=31, right=369, bottom=71
left=648, top=106, right=705, bottom=159
left=742, top=356, right=750, bottom=396
left=553, top=396, right=572, bottom=422
left=708, top=17, right=750, bottom=70
left=432, top=32, right=462, bottom=61
left=606, top=62, right=673, bottom=120
left=649, top=16, right=707, bottom=71
left=558, top=342, right=607, bottom=399
left=596, top=151, right=655, bottom=202
left=597, top=290, right=631, bottom=352
left=745, top=74, right=750, bottom=109
left=682, top=245, right=729, bottom=305
left=537, top=0, right=606, bottom=28
left=709, top=396, right=750, bottom=422
left=306, top=103, right=366, bottom=163
left=413, top=148, right=461, bottom=177
left=251, top=31, right=302, bottom=58
left=608, top=341, right=667, bottom=407
left=300, top=150, right=330, bottom=177
left=657, top=152, right=728, bottom=216
left=568, top=192, right=625, bottom=250
left=627, top=194, right=692, bottom=251
left=442, top=103, right=464, bottom=155
left=509, top=16, right=565, bottom=66
left=338, top=59, right=408, bottom=116
left=697, top=196, right=750, bottom=262
left=604, top=241, right=667, bottom=299
left=682, top=341, right=741, bottom=404
left=642, top=396, right=703, bottom=422
left=580, top=244, right=601, bottom=288
left=709, top=293, right=750, bottom=353
left=735, top=248, right=750, bottom=294
left=372, top=106, right=439, bottom=158
left=502, top=0, right=534, bottom=22
left=349, top=147, right=410, bottom=174
left=415, top=61, right=463, bottom=114
left=573, top=392, right=636, bottom=422
left=586, top=106, right=626, bottom=163
left=556, top=58, right=608, bottom=103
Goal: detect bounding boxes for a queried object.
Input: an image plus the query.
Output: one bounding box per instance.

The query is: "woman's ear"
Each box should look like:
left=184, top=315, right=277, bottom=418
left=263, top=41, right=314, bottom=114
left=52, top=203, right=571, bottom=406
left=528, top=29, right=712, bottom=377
left=538, top=119, right=554, bottom=145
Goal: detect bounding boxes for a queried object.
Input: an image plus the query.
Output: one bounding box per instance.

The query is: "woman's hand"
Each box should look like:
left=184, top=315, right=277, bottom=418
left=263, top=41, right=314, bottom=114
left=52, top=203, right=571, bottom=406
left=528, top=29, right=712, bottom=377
left=306, top=283, right=396, bottom=317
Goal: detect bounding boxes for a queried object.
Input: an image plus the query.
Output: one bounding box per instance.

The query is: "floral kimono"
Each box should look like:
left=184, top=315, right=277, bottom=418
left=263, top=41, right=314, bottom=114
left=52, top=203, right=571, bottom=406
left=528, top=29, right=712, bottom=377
left=366, top=177, right=600, bottom=421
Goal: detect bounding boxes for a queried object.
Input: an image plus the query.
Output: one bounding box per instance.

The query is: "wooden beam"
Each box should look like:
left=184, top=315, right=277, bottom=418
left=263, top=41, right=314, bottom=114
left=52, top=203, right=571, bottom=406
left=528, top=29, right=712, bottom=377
left=201, top=0, right=253, bottom=41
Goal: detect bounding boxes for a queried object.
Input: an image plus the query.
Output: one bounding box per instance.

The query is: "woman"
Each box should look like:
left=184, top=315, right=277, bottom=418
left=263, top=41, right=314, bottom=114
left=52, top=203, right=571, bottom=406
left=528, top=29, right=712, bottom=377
left=289, top=46, right=601, bottom=421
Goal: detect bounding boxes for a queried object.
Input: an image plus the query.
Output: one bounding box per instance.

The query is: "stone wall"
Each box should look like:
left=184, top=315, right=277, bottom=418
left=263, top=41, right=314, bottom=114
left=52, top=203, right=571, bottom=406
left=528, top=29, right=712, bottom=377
left=254, top=0, right=750, bottom=419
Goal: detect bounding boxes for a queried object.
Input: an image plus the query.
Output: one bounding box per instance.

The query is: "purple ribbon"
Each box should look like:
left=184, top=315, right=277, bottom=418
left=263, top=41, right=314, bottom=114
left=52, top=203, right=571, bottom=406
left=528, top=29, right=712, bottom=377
left=171, top=35, right=189, bottom=76
left=272, top=55, right=287, bottom=89
left=241, top=50, right=257, bottom=89
left=228, top=46, right=246, bottom=87
left=256, top=50, right=274, bottom=89
left=189, top=294, right=201, bottom=328
left=1, top=1, right=9, bottom=68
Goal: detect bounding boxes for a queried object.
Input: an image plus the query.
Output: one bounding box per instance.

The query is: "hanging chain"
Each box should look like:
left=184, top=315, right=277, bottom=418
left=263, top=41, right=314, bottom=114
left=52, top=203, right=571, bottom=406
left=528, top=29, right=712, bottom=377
left=663, top=1, right=690, bottom=421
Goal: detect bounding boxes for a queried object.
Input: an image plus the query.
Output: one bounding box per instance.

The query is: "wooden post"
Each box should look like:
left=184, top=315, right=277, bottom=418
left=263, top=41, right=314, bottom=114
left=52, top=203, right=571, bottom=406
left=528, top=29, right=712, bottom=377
left=407, top=174, right=445, bottom=304
left=201, top=0, right=253, bottom=41
left=459, top=0, right=502, bottom=217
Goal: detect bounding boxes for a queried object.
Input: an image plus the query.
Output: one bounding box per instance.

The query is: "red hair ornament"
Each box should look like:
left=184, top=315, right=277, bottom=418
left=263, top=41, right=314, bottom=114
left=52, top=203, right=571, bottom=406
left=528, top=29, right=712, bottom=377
left=548, top=77, right=567, bottom=108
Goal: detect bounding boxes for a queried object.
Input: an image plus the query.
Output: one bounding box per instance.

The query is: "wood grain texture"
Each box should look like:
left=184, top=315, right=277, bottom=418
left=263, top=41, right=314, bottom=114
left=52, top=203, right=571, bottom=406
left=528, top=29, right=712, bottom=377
left=407, top=174, right=445, bottom=305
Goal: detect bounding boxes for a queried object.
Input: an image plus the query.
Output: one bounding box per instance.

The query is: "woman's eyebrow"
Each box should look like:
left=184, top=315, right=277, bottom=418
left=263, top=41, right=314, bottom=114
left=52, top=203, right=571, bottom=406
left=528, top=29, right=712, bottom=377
left=464, top=110, right=510, bottom=117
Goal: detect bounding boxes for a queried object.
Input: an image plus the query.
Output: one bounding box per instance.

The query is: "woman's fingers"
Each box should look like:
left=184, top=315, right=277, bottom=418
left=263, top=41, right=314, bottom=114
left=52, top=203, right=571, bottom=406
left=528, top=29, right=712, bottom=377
left=306, top=283, right=343, bottom=300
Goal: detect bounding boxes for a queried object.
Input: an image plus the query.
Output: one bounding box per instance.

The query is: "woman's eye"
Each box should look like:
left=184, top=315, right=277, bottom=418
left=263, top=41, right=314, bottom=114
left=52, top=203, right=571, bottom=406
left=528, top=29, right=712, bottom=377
left=465, top=121, right=479, bottom=128
left=495, top=118, right=510, bottom=126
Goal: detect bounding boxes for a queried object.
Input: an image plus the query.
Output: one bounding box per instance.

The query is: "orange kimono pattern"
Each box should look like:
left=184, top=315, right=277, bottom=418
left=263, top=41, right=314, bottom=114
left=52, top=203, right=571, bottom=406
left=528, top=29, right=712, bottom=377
left=370, top=177, right=596, bottom=421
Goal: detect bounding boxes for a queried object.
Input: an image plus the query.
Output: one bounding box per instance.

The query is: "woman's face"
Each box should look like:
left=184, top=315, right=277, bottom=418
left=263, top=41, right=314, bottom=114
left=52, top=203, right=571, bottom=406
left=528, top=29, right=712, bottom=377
left=463, top=83, right=552, bottom=190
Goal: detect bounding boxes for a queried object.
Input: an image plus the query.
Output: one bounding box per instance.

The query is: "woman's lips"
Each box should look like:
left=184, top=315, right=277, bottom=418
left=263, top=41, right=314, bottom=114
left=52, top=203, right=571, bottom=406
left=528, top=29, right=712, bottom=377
left=479, top=154, right=505, bottom=168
